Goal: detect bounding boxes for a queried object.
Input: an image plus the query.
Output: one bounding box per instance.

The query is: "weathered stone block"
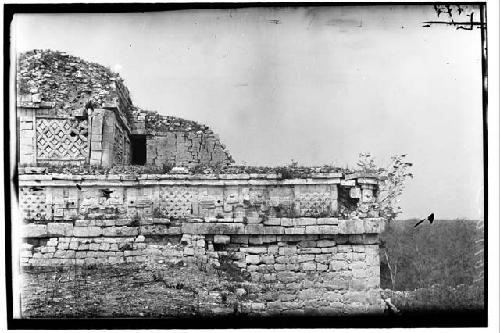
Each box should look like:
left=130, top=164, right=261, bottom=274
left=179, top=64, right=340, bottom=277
left=243, top=247, right=267, bottom=254
left=261, top=255, right=275, bottom=264
left=299, top=247, right=322, bottom=254
left=317, top=240, right=336, bottom=247
left=364, top=218, right=384, bottom=233
left=280, top=218, right=294, bottom=227
left=301, top=262, right=316, bottom=271
left=102, top=226, right=139, bottom=237
left=263, top=217, right=281, bottom=226
left=183, top=223, right=245, bottom=234
left=305, top=226, right=320, bottom=234
left=317, top=263, right=328, bottom=271
left=266, top=245, right=278, bottom=255
left=277, top=272, right=297, bottom=283
left=338, top=220, right=365, bottom=234
left=330, top=278, right=349, bottom=290
left=68, top=241, right=78, bottom=250
left=297, top=254, right=315, bottom=263
left=314, top=254, right=329, bottom=263
left=298, top=289, right=317, bottom=300
left=57, top=242, right=69, bottom=250
left=329, top=260, right=348, bottom=271
left=248, top=236, right=264, bottom=245
left=73, top=226, right=102, bottom=237
left=278, top=246, right=297, bottom=256
left=274, top=263, right=286, bottom=271
left=294, top=218, right=317, bottom=226
left=245, top=255, right=260, bottom=264
left=317, top=217, right=339, bottom=225
left=47, top=223, right=74, bottom=237
left=41, top=246, right=56, bottom=253
left=89, top=243, right=100, bottom=251
left=245, top=224, right=266, bottom=234
left=285, top=227, right=305, bottom=234
left=262, top=226, right=285, bottom=235
left=318, top=225, right=340, bottom=234
left=352, top=245, right=366, bottom=253
left=99, top=243, right=111, bottom=251
left=24, top=224, right=47, bottom=238
left=213, top=235, right=230, bottom=244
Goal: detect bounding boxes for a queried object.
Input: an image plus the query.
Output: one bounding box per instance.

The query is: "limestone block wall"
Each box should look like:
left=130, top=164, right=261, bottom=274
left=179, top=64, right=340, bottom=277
left=17, top=49, right=232, bottom=169
left=18, top=107, right=90, bottom=166
left=17, top=173, right=379, bottom=222
left=89, top=109, right=131, bottom=167
left=18, top=172, right=384, bottom=314
left=18, top=107, right=38, bottom=166
left=146, top=131, right=232, bottom=168
left=17, top=106, right=130, bottom=168
left=130, top=109, right=233, bottom=168
left=20, top=216, right=385, bottom=315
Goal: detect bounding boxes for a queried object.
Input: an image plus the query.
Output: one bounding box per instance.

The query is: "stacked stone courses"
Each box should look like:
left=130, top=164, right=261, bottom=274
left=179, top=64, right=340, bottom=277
left=19, top=171, right=384, bottom=314
left=17, top=49, right=233, bottom=169
left=17, top=50, right=386, bottom=315
left=130, top=109, right=233, bottom=168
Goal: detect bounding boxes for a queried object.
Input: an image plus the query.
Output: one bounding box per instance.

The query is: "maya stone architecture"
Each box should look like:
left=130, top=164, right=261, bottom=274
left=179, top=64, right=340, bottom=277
left=16, top=49, right=386, bottom=315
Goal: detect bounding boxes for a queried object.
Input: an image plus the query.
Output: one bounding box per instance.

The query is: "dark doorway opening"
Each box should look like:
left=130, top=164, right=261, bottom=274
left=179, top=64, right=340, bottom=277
left=130, top=135, right=147, bottom=165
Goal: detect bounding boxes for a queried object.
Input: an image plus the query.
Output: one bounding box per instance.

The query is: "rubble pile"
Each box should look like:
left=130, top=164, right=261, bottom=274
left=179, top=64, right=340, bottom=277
left=133, top=109, right=209, bottom=133
left=18, top=163, right=347, bottom=176
left=17, top=49, right=132, bottom=117
left=17, top=49, right=234, bottom=168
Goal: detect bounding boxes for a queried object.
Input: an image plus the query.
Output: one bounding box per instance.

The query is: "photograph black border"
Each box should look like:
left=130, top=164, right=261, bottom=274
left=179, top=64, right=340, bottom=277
left=3, top=2, right=488, bottom=329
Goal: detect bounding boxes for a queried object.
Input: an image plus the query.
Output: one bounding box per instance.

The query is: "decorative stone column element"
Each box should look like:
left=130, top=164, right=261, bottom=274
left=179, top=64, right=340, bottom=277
left=18, top=108, right=37, bottom=166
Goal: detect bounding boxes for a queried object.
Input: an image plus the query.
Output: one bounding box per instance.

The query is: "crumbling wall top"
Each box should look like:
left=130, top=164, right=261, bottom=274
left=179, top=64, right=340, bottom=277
left=16, top=49, right=133, bottom=124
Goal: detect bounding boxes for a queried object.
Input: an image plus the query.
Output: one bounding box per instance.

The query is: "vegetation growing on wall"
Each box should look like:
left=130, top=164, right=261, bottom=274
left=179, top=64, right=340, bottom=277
left=355, top=153, right=413, bottom=222
left=20, top=163, right=346, bottom=177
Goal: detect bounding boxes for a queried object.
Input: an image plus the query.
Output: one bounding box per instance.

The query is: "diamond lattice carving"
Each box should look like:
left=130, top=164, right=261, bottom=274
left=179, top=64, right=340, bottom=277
left=19, top=187, right=50, bottom=220
left=36, top=118, right=88, bottom=160
left=297, top=192, right=332, bottom=217
left=159, top=186, right=194, bottom=218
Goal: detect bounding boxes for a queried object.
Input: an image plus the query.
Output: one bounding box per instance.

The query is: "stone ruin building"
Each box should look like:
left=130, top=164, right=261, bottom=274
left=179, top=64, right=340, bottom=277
left=16, top=49, right=386, bottom=315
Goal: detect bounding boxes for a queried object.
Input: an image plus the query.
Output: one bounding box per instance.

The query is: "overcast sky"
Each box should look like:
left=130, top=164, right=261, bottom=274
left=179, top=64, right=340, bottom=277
left=12, top=5, right=484, bottom=220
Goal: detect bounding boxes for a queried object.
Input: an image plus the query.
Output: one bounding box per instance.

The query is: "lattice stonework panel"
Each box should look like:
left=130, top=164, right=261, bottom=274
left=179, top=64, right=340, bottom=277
left=113, top=125, right=124, bottom=165
left=297, top=192, right=332, bottom=217
left=19, top=187, right=50, bottom=220
left=36, top=118, right=89, bottom=160
left=158, top=186, right=194, bottom=218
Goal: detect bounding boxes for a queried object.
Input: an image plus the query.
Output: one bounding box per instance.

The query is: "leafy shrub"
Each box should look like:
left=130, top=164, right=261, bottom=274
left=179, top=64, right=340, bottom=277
left=355, top=153, right=413, bottom=222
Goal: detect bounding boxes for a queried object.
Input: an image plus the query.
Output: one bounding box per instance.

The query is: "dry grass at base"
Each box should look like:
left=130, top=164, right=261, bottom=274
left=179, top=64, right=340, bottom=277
left=20, top=261, right=254, bottom=318
left=382, top=284, right=484, bottom=313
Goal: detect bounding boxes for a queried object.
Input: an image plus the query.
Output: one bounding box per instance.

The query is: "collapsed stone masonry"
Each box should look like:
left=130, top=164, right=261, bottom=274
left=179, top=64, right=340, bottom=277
left=16, top=49, right=386, bottom=315
left=17, top=49, right=233, bottom=169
